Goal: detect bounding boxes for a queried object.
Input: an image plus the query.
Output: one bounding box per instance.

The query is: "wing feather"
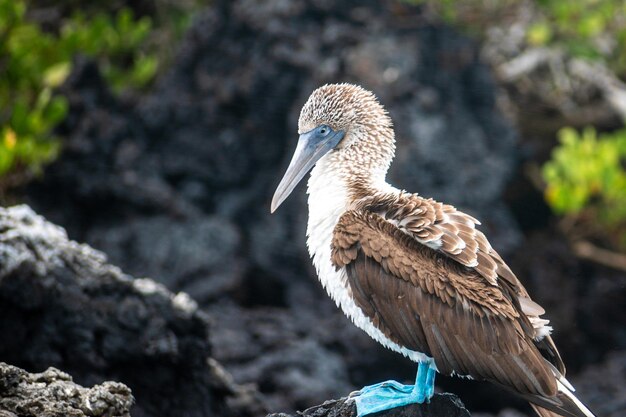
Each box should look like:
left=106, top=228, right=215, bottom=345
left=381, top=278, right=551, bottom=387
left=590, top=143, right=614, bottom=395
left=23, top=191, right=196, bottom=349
left=332, top=210, right=559, bottom=397
left=354, top=192, right=561, bottom=361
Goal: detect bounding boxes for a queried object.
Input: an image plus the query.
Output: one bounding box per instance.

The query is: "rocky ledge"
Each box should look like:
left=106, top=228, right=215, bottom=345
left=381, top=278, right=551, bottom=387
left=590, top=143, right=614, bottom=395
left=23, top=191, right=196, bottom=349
left=0, top=205, right=263, bottom=417
left=268, top=394, right=471, bottom=417
left=0, top=362, right=133, bottom=417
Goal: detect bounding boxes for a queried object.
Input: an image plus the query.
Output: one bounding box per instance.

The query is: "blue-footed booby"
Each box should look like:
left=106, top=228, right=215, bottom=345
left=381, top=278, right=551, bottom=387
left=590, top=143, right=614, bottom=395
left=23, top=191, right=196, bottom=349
left=270, top=83, right=595, bottom=417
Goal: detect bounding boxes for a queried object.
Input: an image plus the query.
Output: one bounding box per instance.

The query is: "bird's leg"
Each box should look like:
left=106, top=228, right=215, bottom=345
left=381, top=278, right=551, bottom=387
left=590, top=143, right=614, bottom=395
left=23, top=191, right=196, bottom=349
left=413, top=360, right=437, bottom=401
left=425, top=363, right=436, bottom=398
left=353, top=362, right=436, bottom=417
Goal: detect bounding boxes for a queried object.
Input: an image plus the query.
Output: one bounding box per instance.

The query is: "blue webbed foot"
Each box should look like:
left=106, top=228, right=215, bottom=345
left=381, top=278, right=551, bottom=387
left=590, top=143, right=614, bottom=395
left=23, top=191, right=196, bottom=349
left=353, top=362, right=436, bottom=417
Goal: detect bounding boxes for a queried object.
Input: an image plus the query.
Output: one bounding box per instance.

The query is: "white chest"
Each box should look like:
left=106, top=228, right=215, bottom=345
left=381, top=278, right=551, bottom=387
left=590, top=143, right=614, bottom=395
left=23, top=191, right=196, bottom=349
left=305, top=157, right=431, bottom=364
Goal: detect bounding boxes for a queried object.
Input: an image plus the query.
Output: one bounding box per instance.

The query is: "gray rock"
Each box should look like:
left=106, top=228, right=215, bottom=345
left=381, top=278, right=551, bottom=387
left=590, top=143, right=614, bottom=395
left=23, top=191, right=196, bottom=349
left=0, top=362, right=133, bottom=417
left=267, top=393, right=471, bottom=417
left=0, top=205, right=265, bottom=417
left=87, top=216, right=245, bottom=304
left=208, top=301, right=354, bottom=412
left=571, top=351, right=626, bottom=417
left=26, top=0, right=520, bottom=275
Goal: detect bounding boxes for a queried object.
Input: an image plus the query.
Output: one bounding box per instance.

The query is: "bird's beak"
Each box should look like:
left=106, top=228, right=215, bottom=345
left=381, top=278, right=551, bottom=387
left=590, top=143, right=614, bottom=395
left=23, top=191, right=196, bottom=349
left=271, top=128, right=344, bottom=213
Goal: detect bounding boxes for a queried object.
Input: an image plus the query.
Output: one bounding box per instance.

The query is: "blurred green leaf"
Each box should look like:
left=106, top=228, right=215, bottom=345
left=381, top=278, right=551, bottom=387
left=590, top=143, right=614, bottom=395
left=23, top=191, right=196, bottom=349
left=527, top=22, right=552, bottom=45
left=0, top=0, right=177, bottom=192
left=131, top=55, right=159, bottom=89
left=543, top=127, right=626, bottom=249
left=43, top=62, right=72, bottom=88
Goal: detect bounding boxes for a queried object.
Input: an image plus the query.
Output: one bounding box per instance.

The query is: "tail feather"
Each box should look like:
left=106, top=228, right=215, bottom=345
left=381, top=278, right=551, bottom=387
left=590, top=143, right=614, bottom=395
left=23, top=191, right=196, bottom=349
left=526, top=380, right=595, bottom=417
left=531, top=403, right=567, bottom=417
left=531, top=403, right=569, bottom=417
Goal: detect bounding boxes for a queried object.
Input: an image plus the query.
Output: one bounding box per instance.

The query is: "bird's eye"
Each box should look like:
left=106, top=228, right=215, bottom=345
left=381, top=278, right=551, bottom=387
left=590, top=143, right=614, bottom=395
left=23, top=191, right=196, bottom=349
left=319, top=125, right=330, bottom=136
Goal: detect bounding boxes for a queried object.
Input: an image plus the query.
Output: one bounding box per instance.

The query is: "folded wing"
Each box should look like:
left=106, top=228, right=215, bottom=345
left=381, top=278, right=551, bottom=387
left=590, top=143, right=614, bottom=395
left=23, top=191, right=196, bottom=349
left=332, top=210, right=558, bottom=397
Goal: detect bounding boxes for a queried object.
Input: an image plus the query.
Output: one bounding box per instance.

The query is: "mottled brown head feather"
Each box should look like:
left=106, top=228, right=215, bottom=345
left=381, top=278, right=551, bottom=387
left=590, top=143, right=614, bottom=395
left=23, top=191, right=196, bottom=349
left=299, top=83, right=392, bottom=135
left=298, top=84, right=396, bottom=179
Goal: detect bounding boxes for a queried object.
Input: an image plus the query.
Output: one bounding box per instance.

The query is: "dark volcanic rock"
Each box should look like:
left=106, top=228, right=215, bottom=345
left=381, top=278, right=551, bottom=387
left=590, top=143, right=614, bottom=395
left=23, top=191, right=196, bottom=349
left=0, top=362, right=133, bottom=417
left=86, top=216, right=245, bottom=304
left=26, top=0, right=519, bottom=280
left=267, top=393, right=471, bottom=417
left=0, top=206, right=264, bottom=417
left=209, top=300, right=355, bottom=412
left=571, top=350, right=626, bottom=417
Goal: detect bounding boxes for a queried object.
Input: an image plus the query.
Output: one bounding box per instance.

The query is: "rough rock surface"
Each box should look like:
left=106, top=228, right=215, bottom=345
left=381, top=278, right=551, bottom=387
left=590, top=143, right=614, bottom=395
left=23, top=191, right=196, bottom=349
left=570, top=351, right=626, bottom=417
left=0, top=362, right=133, bottom=417
left=0, top=205, right=264, bottom=417
left=267, top=393, right=471, bottom=417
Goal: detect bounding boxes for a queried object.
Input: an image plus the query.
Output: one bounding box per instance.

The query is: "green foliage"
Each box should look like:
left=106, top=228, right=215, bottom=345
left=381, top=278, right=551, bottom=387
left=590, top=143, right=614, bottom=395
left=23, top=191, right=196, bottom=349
left=542, top=127, right=626, bottom=247
left=529, top=0, right=626, bottom=73
left=59, top=8, right=158, bottom=91
left=0, top=0, right=160, bottom=186
left=410, top=0, right=626, bottom=79
left=406, top=0, right=626, bottom=250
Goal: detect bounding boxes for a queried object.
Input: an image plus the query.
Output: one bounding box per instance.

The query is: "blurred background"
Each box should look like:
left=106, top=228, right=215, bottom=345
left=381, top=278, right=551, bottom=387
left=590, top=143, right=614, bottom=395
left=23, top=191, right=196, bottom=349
left=1, top=0, right=625, bottom=416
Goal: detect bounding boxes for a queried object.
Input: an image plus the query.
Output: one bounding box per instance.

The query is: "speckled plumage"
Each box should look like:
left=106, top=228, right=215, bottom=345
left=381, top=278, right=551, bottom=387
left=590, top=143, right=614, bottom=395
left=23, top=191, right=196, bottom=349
left=294, top=83, right=594, bottom=417
left=300, top=84, right=395, bottom=183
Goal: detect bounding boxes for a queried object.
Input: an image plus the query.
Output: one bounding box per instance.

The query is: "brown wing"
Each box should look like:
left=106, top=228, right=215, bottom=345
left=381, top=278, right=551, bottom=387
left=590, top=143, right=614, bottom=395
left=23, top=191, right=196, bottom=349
left=353, top=192, right=565, bottom=374
left=363, top=192, right=516, bottom=287
left=332, top=210, right=558, bottom=397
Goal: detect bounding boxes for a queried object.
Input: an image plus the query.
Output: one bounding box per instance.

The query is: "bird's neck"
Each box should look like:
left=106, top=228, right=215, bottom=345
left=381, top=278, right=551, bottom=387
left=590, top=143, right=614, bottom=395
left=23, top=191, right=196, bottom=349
left=305, top=151, right=393, bottom=259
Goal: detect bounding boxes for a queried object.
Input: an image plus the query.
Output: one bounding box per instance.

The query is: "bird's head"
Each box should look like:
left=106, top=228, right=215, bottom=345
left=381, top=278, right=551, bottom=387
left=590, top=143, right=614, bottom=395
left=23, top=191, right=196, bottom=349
left=271, top=83, right=395, bottom=212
